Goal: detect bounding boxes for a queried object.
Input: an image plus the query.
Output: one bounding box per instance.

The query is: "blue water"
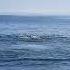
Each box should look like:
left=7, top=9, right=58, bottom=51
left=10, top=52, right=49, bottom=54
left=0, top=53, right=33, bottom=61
left=0, top=15, right=70, bottom=70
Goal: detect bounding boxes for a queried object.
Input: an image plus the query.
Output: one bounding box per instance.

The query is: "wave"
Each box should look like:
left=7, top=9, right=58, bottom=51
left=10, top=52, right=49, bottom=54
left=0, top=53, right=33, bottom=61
left=0, top=33, right=70, bottom=43
left=1, top=58, right=70, bottom=67
left=1, top=58, right=70, bottom=62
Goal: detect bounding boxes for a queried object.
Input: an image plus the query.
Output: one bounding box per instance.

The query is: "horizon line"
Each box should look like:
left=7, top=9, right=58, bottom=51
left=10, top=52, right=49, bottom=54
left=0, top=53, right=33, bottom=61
left=0, top=12, right=70, bottom=16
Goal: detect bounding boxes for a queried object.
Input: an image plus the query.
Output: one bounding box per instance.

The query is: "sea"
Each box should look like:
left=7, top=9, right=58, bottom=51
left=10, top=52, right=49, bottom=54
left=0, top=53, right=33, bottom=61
left=0, top=15, right=70, bottom=70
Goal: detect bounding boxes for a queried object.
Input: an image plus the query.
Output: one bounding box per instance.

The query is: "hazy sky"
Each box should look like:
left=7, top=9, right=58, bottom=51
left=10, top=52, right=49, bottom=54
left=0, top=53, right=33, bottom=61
left=0, top=0, right=70, bottom=15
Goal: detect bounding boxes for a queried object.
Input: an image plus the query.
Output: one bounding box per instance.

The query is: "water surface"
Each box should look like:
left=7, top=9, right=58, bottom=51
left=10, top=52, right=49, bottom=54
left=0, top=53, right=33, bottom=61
left=0, top=15, right=70, bottom=70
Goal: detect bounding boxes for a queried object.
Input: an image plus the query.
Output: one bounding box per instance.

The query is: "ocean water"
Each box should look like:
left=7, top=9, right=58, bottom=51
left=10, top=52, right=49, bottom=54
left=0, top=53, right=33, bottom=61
left=0, top=15, right=70, bottom=70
